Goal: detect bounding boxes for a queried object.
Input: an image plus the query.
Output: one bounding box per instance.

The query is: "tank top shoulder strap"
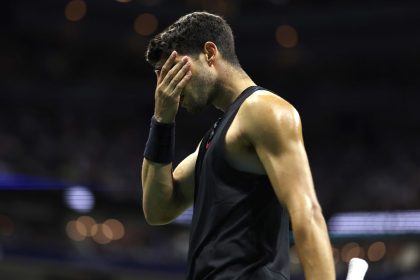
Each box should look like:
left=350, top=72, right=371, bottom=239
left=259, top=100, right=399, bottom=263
left=226, top=85, right=264, bottom=115
left=218, top=85, right=264, bottom=132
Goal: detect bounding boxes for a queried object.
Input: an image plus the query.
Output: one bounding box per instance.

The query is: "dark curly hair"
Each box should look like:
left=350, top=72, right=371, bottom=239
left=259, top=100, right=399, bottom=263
left=145, top=12, right=240, bottom=69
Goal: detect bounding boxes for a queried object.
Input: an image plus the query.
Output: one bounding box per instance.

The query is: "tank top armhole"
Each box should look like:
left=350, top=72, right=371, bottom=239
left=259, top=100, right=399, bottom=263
left=211, top=86, right=269, bottom=181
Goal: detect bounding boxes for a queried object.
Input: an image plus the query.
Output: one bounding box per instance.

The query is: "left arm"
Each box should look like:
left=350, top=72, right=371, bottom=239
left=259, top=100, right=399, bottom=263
left=241, top=94, right=335, bottom=280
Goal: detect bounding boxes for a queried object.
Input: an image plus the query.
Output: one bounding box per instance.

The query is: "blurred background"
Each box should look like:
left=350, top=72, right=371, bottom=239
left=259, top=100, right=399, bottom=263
left=0, top=0, right=419, bottom=279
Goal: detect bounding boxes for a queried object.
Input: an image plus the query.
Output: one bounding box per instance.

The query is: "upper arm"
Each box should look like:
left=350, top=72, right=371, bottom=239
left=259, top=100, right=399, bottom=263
left=242, top=94, right=321, bottom=221
left=242, top=95, right=335, bottom=278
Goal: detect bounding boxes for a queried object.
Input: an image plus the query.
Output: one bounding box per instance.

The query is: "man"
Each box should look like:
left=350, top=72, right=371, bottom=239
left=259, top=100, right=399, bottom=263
left=141, top=12, right=335, bottom=280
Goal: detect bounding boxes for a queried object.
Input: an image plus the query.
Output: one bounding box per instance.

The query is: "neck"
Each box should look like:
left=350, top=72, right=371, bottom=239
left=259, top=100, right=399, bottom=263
left=211, top=66, right=256, bottom=112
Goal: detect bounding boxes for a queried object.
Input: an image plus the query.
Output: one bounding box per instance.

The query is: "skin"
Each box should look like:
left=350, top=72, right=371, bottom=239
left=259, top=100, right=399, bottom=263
left=141, top=42, right=335, bottom=280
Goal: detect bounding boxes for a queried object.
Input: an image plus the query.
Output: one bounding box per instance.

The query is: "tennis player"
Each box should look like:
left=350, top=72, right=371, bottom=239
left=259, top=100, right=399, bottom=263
left=141, top=12, right=335, bottom=280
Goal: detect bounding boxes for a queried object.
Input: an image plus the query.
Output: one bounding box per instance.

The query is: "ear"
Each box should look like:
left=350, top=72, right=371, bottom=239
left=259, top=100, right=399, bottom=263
left=203, top=41, right=218, bottom=66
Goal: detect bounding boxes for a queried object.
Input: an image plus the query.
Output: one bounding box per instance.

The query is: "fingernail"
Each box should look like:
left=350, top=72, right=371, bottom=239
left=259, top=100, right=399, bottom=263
left=172, top=51, right=177, bottom=57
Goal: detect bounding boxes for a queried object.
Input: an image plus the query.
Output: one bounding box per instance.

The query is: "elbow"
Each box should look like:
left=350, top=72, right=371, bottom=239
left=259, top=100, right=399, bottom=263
left=145, top=218, right=168, bottom=226
left=143, top=207, right=173, bottom=226
left=310, top=201, right=325, bottom=223
left=144, top=215, right=171, bottom=226
left=290, top=200, right=326, bottom=235
left=307, top=201, right=326, bottom=226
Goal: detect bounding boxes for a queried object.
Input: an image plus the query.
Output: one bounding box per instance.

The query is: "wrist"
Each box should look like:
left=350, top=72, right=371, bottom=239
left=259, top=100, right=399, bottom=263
left=143, top=116, right=175, bottom=164
left=153, top=114, right=175, bottom=124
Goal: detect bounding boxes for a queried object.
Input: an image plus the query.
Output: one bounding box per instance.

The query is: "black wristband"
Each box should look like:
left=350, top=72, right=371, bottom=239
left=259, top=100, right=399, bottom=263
left=143, top=116, right=175, bottom=164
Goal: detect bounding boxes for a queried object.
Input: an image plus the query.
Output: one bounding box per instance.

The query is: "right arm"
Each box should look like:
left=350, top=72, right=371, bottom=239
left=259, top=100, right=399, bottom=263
left=141, top=146, right=197, bottom=225
left=141, top=50, right=194, bottom=225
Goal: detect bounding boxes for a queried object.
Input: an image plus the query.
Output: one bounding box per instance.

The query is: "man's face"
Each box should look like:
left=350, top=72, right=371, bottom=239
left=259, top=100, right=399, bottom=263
left=156, top=53, right=217, bottom=114
left=181, top=54, right=217, bottom=113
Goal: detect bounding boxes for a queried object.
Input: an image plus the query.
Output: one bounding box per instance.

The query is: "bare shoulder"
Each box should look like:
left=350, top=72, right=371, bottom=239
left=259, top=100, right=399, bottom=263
left=238, top=90, right=302, bottom=142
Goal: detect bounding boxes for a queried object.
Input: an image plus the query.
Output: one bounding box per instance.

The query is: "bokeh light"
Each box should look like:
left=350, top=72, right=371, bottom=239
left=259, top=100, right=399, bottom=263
left=91, top=224, right=112, bottom=244
left=275, top=25, right=298, bottom=48
left=65, top=0, right=87, bottom=22
left=66, top=220, right=86, bottom=241
left=341, top=242, right=363, bottom=263
left=64, top=186, right=95, bottom=213
left=75, top=220, right=88, bottom=236
left=134, top=13, right=158, bottom=36
left=104, top=219, right=125, bottom=240
left=368, top=241, right=386, bottom=262
left=77, top=216, right=96, bottom=236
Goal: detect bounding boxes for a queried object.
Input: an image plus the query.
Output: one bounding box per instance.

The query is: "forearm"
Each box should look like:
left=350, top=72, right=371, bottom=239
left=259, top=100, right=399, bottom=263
left=141, top=51, right=193, bottom=224
left=141, top=159, right=175, bottom=224
left=293, top=209, right=335, bottom=280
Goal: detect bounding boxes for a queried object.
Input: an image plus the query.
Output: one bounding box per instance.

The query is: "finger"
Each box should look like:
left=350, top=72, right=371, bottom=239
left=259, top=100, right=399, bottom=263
left=172, top=70, right=192, bottom=97
left=167, top=61, right=191, bottom=93
left=161, top=56, right=188, bottom=87
left=158, top=51, right=177, bottom=83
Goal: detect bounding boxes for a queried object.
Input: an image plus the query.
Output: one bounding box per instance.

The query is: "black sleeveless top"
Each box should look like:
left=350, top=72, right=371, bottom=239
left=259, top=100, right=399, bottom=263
left=186, top=86, right=290, bottom=280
